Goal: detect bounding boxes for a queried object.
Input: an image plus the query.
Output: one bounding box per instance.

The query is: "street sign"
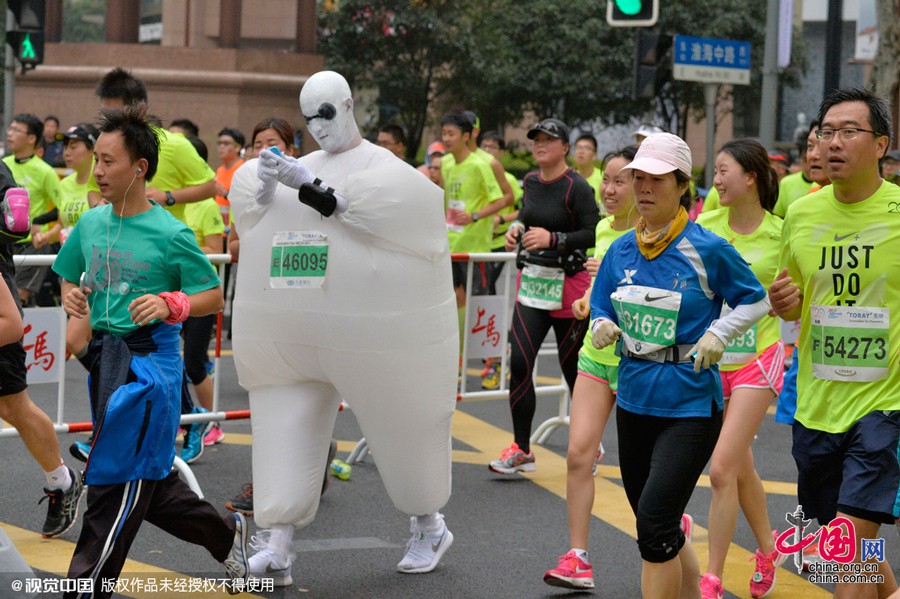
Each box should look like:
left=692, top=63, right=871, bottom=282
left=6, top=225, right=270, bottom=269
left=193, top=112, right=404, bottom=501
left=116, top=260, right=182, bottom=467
left=673, top=35, right=751, bottom=85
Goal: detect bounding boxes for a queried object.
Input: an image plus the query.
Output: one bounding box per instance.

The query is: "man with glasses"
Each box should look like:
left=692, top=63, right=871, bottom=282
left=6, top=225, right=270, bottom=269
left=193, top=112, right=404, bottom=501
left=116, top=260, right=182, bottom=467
left=3, top=114, right=62, bottom=306
left=769, top=87, right=900, bottom=598
left=376, top=124, right=408, bottom=161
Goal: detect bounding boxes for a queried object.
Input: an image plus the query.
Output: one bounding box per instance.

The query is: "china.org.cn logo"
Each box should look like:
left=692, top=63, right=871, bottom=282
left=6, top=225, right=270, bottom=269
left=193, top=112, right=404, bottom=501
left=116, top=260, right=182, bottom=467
left=773, top=506, right=886, bottom=585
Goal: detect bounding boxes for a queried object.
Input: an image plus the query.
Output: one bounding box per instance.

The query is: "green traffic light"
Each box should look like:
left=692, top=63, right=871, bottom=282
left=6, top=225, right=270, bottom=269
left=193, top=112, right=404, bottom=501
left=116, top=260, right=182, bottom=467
left=615, top=0, right=643, bottom=15
left=21, top=32, right=35, bottom=59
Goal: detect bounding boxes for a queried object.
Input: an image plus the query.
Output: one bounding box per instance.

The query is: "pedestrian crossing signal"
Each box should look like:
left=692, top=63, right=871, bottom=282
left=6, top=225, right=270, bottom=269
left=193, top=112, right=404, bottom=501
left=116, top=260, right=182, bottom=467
left=607, top=0, right=659, bottom=27
left=6, top=30, right=44, bottom=69
left=6, top=0, right=46, bottom=71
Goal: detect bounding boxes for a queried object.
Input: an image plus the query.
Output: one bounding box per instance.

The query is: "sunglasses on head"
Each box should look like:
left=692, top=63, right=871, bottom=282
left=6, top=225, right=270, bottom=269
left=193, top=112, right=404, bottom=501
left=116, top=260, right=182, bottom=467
left=304, top=103, right=337, bottom=124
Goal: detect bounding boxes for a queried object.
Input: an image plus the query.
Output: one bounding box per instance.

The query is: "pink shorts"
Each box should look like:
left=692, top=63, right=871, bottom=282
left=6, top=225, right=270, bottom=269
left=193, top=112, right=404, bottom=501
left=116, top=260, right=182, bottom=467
left=719, top=341, right=785, bottom=399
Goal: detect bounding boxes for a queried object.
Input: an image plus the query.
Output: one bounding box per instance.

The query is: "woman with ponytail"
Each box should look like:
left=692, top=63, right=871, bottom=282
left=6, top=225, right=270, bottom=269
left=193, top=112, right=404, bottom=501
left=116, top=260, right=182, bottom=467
left=695, top=138, right=786, bottom=599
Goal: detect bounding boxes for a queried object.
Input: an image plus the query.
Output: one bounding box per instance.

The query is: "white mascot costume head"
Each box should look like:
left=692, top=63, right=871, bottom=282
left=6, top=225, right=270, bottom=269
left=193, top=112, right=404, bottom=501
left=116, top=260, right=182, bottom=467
left=228, top=70, right=458, bottom=577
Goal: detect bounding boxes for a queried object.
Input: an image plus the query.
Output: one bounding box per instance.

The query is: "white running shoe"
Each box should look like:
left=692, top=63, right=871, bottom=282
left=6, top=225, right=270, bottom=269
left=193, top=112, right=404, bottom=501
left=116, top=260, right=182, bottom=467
left=222, top=513, right=249, bottom=595
left=397, top=514, right=454, bottom=574
left=248, top=531, right=293, bottom=587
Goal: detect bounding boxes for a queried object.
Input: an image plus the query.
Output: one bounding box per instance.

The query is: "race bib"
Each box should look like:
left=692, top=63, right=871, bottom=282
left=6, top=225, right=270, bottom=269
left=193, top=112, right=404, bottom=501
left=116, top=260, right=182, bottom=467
left=809, top=304, right=890, bottom=382
left=446, top=199, right=465, bottom=234
left=720, top=303, right=758, bottom=365
left=611, top=285, right=681, bottom=355
left=269, top=231, right=328, bottom=289
left=518, top=264, right=564, bottom=310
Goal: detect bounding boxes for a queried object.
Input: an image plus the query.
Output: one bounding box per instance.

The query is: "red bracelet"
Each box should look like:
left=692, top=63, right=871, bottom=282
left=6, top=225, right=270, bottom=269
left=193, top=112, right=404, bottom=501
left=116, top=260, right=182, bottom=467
left=159, top=291, right=190, bottom=324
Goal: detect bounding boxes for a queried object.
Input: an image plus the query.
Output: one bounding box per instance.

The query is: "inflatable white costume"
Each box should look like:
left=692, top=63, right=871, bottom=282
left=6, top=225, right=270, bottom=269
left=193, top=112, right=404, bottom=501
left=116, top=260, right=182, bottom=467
left=228, top=71, right=458, bottom=583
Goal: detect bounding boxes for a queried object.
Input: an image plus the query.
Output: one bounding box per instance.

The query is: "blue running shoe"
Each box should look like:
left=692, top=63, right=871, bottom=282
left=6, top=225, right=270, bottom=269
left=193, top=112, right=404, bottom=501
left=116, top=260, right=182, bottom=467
left=69, top=440, right=91, bottom=463
left=181, top=406, right=212, bottom=464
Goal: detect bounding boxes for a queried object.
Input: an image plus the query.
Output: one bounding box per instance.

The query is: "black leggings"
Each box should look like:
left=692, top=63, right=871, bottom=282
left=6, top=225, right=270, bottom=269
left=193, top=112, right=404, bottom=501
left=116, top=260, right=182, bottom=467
left=508, top=302, right=586, bottom=453
left=181, top=314, right=215, bottom=385
left=617, top=404, right=722, bottom=563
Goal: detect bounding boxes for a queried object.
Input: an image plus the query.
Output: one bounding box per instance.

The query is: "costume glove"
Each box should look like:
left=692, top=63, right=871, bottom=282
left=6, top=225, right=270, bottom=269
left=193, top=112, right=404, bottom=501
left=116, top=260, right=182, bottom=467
left=258, top=148, right=314, bottom=190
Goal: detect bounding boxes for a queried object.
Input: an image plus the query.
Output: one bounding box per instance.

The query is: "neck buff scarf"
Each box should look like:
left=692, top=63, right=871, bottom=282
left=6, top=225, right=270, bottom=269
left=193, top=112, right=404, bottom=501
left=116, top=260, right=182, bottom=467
left=635, top=205, right=689, bottom=260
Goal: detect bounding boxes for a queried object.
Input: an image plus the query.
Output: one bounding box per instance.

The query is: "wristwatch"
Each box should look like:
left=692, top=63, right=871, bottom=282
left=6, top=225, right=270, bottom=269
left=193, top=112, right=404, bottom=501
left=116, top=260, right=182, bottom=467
left=470, top=212, right=480, bottom=222
left=165, top=191, right=176, bottom=207
left=556, top=232, right=568, bottom=253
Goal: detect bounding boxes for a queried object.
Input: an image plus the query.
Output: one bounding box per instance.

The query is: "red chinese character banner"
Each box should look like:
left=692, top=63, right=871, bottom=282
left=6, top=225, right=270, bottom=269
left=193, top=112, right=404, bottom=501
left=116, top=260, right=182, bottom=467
left=22, top=308, right=66, bottom=384
left=466, top=296, right=507, bottom=360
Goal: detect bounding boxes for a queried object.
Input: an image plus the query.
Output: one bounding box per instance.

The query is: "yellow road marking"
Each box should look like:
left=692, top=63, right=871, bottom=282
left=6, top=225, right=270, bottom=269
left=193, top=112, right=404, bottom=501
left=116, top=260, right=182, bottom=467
left=3, top=524, right=261, bottom=598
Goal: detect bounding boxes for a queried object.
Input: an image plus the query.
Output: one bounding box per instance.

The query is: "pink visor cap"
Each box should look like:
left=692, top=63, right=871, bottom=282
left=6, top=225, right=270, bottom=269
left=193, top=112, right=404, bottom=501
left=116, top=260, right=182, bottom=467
left=623, top=132, right=692, bottom=178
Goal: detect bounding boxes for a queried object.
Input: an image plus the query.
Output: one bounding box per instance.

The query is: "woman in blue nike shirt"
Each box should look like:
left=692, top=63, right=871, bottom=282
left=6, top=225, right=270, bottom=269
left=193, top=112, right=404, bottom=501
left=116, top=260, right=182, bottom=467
left=589, top=133, right=769, bottom=599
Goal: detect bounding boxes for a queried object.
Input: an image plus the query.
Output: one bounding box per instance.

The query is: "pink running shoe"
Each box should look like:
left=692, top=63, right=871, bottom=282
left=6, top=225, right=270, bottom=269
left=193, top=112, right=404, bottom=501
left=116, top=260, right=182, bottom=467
left=699, top=573, right=724, bottom=599
left=749, top=542, right=787, bottom=598
left=680, top=513, right=694, bottom=544
left=543, top=550, right=594, bottom=589
left=204, top=425, right=225, bottom=446
left=488, top=442, right=535, bottom=474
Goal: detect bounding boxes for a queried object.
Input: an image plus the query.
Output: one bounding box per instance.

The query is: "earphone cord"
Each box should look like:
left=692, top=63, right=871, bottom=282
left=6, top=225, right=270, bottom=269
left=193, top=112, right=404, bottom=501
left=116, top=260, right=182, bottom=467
left=104, top=170, right=140, bottom=333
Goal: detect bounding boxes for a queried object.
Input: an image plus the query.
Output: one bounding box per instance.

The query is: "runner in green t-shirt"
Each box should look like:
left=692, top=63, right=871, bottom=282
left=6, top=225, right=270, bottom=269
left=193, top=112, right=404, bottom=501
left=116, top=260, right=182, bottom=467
left=774, top=171, right=814, bottom=217
left=543, top=145, right=637, bottom=591
left=477, top=130, right=525, bottom=388
left=89, top=68, right=216, bottom=224
left=441, top=112, right=509, bottom=353
left=696, top=139, right=786, bottom=599
left=572, top=134, right=604, bottom=208
left=185, top=199, right=225, bottom=252
left=44, top=124, right=98, bottom=246
left=44, top=123, right=100, bottom=373
left=769, top=89, right=899, bottom=598
left=773, top=121, right=821, bottom=217
left=3, top=113, right=62, bottom=305
left=479, top=131, right=524, bottom=253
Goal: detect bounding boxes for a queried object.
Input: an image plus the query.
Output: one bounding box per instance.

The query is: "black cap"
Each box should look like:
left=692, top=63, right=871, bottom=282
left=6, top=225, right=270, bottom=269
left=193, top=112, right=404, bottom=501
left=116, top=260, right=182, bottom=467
left=527, top=118, right=569, bottom=142
left=886, top=150, right=900, bottom=162
left=56, top=123, right=99, bottom=146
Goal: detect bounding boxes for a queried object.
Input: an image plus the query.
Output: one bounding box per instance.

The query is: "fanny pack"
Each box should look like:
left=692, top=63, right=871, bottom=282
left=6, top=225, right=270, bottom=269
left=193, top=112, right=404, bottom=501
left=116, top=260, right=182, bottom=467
left=516, top=246, right=587, bottom=277
left=616, top=339, right=695, bottom=364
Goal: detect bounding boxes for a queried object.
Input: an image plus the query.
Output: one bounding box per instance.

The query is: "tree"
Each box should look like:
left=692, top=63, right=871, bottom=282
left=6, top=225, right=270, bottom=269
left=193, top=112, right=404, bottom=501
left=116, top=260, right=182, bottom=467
left=62, top=0, right=106, bottom=44
left=320, top=0, right=483, bottom=161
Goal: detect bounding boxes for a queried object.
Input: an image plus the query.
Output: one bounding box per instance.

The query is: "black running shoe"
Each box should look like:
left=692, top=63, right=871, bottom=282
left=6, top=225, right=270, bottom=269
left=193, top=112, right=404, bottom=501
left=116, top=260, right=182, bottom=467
left=40, top=468, right=84, bottom=538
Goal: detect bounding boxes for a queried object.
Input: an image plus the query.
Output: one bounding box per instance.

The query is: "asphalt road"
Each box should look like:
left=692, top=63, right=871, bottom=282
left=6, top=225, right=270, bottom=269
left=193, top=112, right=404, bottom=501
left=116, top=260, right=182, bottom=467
left=2, top=330, right=898, bottom=599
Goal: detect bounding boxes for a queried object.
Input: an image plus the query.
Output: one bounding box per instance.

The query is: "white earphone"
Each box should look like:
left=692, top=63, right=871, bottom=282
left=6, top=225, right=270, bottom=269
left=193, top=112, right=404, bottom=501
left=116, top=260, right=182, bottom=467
left=137, top=167, right=143, bottom=174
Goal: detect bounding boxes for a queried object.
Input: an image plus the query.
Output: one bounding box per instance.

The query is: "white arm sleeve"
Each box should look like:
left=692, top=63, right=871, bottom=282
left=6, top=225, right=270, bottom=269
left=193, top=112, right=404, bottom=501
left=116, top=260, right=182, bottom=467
left=707, top=296, right=771, bottom=345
